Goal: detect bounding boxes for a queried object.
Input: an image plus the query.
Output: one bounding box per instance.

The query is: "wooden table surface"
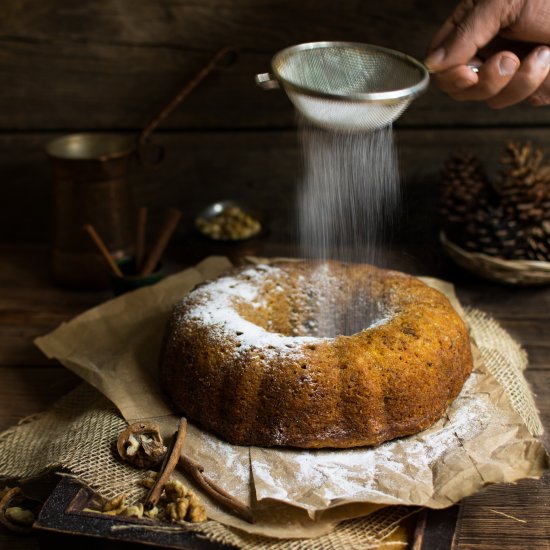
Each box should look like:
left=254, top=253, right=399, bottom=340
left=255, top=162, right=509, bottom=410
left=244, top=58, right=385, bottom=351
left=0, top=240, right=548, bottom=549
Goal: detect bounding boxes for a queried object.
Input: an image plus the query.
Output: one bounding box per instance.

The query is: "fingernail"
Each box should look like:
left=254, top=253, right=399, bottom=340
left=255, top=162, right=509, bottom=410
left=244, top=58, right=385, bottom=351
left=425, top=48, right=445, bottom=70
left=498, top=56, right=518, bottom=76
left=537, top=48, right=550, bottom=68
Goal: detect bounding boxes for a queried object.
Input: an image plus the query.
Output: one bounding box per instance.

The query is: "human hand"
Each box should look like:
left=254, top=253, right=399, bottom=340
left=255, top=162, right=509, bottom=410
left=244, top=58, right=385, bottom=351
left=425, top=0, right=550, bottom=108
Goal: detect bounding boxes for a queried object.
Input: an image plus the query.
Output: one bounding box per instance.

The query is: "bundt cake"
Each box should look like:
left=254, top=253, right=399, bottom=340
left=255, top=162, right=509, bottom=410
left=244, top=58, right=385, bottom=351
left=159, top=260, right=473, bottom=448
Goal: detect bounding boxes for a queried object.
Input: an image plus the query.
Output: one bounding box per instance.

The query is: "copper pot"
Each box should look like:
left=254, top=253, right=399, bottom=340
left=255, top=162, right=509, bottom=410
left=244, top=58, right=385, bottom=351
left=46, top=133, right=137, bottom=289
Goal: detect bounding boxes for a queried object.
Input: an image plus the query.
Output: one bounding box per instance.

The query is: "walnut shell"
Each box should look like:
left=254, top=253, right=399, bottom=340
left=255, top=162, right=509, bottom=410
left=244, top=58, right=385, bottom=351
left=117, top=421, right=167, bottom=469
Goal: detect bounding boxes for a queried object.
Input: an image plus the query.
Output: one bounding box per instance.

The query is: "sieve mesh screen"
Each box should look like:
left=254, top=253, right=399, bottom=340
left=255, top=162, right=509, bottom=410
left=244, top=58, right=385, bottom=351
left=263, top=42, right=429, bottom=131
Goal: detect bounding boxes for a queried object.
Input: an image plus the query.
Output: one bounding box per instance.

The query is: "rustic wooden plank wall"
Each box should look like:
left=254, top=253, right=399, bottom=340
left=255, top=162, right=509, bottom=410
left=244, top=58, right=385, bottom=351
left=1, top=0, right=550, bottom=244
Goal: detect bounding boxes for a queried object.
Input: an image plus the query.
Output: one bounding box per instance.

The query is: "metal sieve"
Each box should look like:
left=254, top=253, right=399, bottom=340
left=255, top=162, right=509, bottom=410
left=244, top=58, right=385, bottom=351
left=255, top=41, right=430, bottom=132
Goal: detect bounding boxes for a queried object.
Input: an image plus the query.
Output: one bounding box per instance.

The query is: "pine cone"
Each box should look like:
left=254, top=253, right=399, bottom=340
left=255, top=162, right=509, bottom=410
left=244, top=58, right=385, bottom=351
left=462, top=205, right=529, bottom=260
left=497, top=141, right=550, bottom=225
left=440, top=141, right=550, bottom=262
left=525, top=221, right=550, bottom=261
left=438, top=152, right=490, bottom=230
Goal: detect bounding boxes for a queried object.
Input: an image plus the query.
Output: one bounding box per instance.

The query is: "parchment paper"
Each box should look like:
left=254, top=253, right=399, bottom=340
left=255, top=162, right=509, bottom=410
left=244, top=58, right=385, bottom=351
left=34, top=256, right=548, bottom=538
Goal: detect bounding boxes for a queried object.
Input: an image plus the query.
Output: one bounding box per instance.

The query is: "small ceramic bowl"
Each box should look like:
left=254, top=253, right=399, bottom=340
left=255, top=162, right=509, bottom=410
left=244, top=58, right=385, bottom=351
left=110, top=257, right=165, bottom=296
left=194, top=200, right=264, bottom=242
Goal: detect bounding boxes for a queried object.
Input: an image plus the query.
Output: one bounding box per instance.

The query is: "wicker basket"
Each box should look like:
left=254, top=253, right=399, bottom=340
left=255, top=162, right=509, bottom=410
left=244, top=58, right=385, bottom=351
left=440, top=231, right=550, bottom=286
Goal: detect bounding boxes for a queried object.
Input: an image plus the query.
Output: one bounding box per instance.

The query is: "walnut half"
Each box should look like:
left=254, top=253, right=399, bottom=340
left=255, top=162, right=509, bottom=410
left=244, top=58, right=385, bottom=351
left=116, top=421, right=167, bottom=469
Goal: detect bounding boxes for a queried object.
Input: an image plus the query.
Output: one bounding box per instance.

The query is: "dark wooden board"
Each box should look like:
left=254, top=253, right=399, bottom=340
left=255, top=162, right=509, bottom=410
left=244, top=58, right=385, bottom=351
left=31, top=478, right=464, bottom=550
left=33, top=477, right=238, bottom=550
left=0, top=0, right=547, bottom=130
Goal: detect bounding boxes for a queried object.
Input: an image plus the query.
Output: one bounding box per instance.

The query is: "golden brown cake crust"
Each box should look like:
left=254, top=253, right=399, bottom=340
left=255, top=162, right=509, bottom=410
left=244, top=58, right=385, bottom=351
left=159, top=260, right=474, bottom=449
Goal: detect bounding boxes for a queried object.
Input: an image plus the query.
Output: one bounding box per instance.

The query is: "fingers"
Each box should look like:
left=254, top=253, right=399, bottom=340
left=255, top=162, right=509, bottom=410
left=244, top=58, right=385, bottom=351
left=432, top=46, right=550, bottom=107
left=434, top=52, right=520, bottom=101
left=425, top=0, right=506, bottom=72
left=487, top=46, right=550, bottom=108
left=432, top=64, right=480, bottom=96
left=427, top=0, right=478, bottom=53
left=426, top=0, right=550, bottom=107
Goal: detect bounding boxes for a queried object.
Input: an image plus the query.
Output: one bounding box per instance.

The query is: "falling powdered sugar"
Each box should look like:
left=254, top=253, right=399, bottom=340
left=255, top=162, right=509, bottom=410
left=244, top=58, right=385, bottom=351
left=297, top=120, right=401, bottom=336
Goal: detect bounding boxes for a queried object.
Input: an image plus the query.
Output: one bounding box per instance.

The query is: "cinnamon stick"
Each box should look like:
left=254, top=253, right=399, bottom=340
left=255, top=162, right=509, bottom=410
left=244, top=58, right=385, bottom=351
left=144, top=417, right=187, bottom=509
left=139, top=47, right=235, bottom=145
left=134, top=206, right=148, bottom=273
left=139, top=208, right=182, bottom=276
left=83, top=224, right=123, bottom=277
left=178, top=455, right=253, bottom=524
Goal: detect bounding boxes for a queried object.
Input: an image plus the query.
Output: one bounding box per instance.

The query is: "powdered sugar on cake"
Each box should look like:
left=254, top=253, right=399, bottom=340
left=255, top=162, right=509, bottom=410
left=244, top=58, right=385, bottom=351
left=181, top=265, right=322, bottom=358
left=180, top=263, right=393, bottom=360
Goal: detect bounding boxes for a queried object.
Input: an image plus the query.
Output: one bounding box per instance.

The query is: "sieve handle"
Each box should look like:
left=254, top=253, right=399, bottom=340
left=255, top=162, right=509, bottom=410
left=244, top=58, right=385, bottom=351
left=427, top=63, right=480, bottom=74
left=255, top=73, right=280, bottom=90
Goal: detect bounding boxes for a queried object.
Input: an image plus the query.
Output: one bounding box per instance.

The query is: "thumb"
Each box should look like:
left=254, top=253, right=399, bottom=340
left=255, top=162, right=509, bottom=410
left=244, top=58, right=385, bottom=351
left=425, top=0, right=506, bottom=72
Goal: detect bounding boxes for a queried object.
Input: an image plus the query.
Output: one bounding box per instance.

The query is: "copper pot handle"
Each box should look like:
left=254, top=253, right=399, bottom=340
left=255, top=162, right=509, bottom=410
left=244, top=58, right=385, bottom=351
left=137, top=46, right=237, bottom=167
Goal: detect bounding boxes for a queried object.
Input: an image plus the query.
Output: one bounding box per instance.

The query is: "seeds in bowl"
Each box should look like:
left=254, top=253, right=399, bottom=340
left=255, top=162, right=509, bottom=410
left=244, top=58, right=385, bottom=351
left=196, top=205, right=261, bottom=241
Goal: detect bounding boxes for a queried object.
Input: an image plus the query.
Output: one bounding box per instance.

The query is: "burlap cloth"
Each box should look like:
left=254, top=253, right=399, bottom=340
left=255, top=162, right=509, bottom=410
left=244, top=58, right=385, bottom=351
left=0, top=257, right=547, bottom=549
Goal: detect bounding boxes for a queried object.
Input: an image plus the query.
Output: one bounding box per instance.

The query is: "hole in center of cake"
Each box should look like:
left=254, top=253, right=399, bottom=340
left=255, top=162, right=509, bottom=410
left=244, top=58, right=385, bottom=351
left=304, top=264, right=391, bottom=338
left=235, top=266, right=391, bottom=339
left=313, top=296, right=388, bottom=338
